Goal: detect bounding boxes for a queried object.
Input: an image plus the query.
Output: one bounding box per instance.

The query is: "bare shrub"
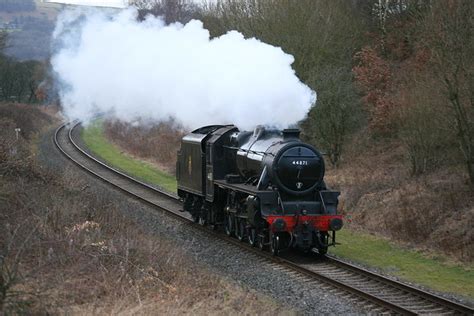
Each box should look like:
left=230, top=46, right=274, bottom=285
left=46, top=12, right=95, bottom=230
left=396, top=84, right=455, bottom=175
left=0, top=103, right=52, bottom=139
left=104, top=119, right=185, bottom=173
left=326, top=137, right=474, bottom=262
left=302, top=67, right=363, bottom=167
left=0, top=160, right=166, bottom=312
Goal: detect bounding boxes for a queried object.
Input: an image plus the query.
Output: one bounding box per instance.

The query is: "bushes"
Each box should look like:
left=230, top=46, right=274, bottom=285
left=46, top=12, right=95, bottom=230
left=0, top=27, right=47, bottom=104
left=0, top=104, right=52, bottom=179
left=0, top=103, right=52, bottom=139
left=326, top=141, right=474, bottom=262
left=302, top=67, right=363, bottom=167
left=396, top=81, right=456, bottom=175
left=104, top=119, right=184, bottom=173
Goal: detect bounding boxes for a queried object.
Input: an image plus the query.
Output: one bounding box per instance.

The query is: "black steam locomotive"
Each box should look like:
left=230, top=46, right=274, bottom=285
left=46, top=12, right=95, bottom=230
left=176, top=125, right=343, bottom=255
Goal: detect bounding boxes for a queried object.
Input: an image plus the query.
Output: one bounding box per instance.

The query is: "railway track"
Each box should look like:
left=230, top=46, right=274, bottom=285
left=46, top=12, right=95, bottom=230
left=54, top=121, right=474, bottom=315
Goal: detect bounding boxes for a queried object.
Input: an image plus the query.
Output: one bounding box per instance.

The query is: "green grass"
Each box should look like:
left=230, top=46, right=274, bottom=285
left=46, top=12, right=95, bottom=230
left=81, top=121, right=177, bottom=193
left=330, top=229, right=474, bottom=298
left=82, top=121, right=473, bottom=299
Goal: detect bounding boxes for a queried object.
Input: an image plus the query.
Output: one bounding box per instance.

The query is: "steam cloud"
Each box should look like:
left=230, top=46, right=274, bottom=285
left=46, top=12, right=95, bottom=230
left=52, top=8, right=316, bottom=130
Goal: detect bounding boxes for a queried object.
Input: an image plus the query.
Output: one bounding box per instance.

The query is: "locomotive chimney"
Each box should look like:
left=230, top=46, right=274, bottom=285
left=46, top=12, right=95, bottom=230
left=253, top=126, right=265, bottom=139
left=282, top=128, right=300, bottom=140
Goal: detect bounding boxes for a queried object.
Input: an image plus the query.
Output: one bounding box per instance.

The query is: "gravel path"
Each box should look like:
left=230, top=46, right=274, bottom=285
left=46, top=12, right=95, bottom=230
left=38, top=125, right=365, bottom=315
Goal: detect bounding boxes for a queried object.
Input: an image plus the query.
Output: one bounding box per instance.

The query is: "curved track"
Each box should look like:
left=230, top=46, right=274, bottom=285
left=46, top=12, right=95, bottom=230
left=54, top=121, right=474, bottom=315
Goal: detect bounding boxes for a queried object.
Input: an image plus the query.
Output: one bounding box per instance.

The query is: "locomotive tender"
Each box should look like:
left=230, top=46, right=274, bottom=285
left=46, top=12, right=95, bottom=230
left=176, top=125, right=343, bottom=255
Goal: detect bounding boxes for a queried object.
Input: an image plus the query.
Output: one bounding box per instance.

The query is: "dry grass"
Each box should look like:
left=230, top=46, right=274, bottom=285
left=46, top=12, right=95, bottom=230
left=0, top=103, right=53, bottom=140
left=0, top=104, right=290, bottom=315
left=104, top=119, right=185, bottom=174
left=326, top=130, right=474, bottom=262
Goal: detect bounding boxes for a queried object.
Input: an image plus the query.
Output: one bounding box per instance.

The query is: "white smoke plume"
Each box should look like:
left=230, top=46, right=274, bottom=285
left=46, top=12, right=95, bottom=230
left=52, top=8, right=316, bottom=130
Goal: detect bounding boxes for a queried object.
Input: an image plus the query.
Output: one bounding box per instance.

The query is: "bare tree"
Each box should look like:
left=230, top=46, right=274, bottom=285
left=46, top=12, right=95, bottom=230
left=202, top=0, right=365, bottom=82
left=0, top=31, right=7, bottom=53
left=0, top=57, right=44, bottom=103
left=132, top=0, right=199, bottom=24
left=422, top=1, right=474, bottom=184
left=302, top=68, right=362, bottom=167
left=0, top=58, right=16, bottom=101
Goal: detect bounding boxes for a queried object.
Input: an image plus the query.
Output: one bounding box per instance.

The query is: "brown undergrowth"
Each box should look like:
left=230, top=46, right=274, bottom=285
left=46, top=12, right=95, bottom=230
left=325, top=131, right=474, bottom=262
left=104, top=119, right=185, bottom=174
left=0, top=105, right=289, bottom=315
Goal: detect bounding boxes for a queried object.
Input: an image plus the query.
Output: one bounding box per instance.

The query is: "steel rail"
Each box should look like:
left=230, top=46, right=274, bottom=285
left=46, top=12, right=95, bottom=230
left=325, top=255, right=473, bottom=315
left=54, top=122, right=474, bottom=315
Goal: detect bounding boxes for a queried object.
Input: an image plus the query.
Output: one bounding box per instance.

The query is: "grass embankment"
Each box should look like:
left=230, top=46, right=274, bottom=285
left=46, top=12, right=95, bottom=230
left=82, top=121, right=473, bottom=300
left=330, top=230, right=473, bottom=298
left=81, top=121, right=177, bottom=192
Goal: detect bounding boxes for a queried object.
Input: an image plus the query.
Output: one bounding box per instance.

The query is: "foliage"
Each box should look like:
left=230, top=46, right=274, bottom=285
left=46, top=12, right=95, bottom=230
left=0, top=31, right=6, bottom=51
left=201, top=0, right=365, bottom=82
left=132, top=0, right=199, bottom=24
left=397, top=98, right=449, bottom=175
left=0, top=57, right=46, bottom=103
left=302, top=68, right=362, bottom=166
left=104, top=119, right=184, bottom=173
left=353, top=47, right=394, bottom=134
left=0, top=29, right=46, bottom=104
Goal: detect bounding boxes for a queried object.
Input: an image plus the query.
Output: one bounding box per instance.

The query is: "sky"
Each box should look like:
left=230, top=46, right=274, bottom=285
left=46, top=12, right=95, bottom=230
left=43, top=0, right=129, bottom=8
left=42, top=0, right=213, bottom=8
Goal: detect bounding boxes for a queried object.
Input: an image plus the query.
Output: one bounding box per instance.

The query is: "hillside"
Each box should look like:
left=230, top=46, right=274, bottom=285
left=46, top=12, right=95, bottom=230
left=0, top=1, right=61, bottom=60
left=325, top=135, right=474, bottom=262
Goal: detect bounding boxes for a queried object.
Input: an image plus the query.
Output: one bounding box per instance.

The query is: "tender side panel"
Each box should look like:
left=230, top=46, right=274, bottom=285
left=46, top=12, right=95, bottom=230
left=177, top=135, right=206, bottom=196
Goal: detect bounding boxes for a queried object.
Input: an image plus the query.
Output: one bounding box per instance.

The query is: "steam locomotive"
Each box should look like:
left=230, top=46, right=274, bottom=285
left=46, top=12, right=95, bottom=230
left=176, top=125, right=343, bottom=255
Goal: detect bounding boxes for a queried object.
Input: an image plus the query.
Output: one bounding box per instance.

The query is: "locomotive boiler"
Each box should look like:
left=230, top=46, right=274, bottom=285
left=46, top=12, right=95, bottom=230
left=176, top=125, right=343, bottom=255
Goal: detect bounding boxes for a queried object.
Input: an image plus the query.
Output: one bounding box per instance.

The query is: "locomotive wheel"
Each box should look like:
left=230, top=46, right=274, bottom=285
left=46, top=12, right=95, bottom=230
left=235, top=219, right=246, bottom=242
left=258, top=234, right=266, bottom=251
left=316, top=232, right=328, bottom=256
left=318, top=247, right=328, bottom=256
left=209, top=222, right=218, bottom=231
left=271, top=235, right=280, bottom=256
left=198, top=215, right=207, bottom=226
left=224, top=213, right=234, bottom=236
left=248, top=228, right=257, bottom=247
